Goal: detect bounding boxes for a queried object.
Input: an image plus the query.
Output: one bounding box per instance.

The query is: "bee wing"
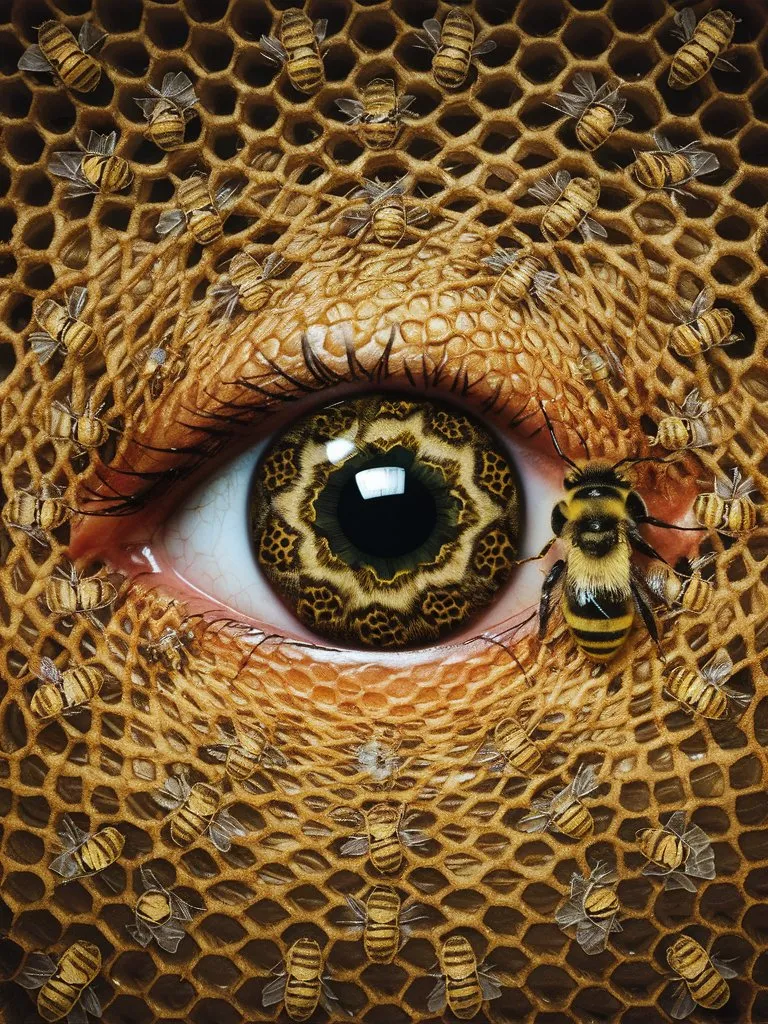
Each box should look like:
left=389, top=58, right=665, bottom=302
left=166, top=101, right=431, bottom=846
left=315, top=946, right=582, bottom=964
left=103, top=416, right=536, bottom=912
left=671, top=8, right=697, bottom=44
left=478, top=966, right=503, bottom=1000
left=397, top=94, right=417, bottom=115
left=682, top=835, right=715, bottom=880
left=590, top=861, right=617, bottom=887
left=30, top=333, right=59, bottom=364
left=50, top=850, right=80, bottom=878
left=576, top=919, right=609, bottom=955
left=39, top=656, right=62, bottom=685
left=209, top=809, right=247, bottom=852
left=336, top=97, right=365, bottom=122
left=402, top=827, right=431, bottom=849
left=688, top=418, right=711, bottom=447
left=691, top=287, right=713, bottom=318
left=472, top=38, right=497, bottom=56
left=653, top=132, right=674, bottom=153
left=339, top=834, right=369, bottom=857
left=532, top=270, right=561, bottom=299
left=555, top=899, right=583, bottom=929
left=421, top=18, right=442, bottom=50
left=528, top=175, right=564, bottom=205
left=259, top=34, right=287, bottom=65
left=572, top=70, right=597, bottom=98
left=733, top=472, right=755, bottom=498
left=78, top=21, right=106, bottom=53
left=16, top=952, right=57, bottom=988
left=261, top=972, right=287, bottom=1008
left=473, top=741, right=504, bottom=768
left=313, top=18, right=328, bottom=45
left=152, top=920, right=187, bottom=954
left=580, top=216, right=608, bottom=241
left=426, top=976, right=447, bottom=1014
left=713, top=56, right=739, bottom=72
left=343, top=894, right=367, bottom=925
left=156, top=209, right=185, bottom=237
left=688, top=149, right=719, bottom=179
left=669, top=980, right=696, bottom=1020
left=571, top=764, right=598, bottom=798
left=201, top=743, right=228, bottom=763
left=155, top=775, right=187, bottom=809
left=135, top=96, right=163, bottom=118
left=400, top=901, right=430, bottom=928
left=163, top=71, right=196, bottom=106
left=664, top=810, right=688, bottom=838
left=215, top=181, right=240, bottom=211
left=88, top=130, right=117, bottom=155
left=519, top=809, right=551, bottom=832
left=59, top=814, right=89, bottom=849
left=126, top=919, right=154, bottom=947
left=703, top=647, right=733, bottom=687
left=18, top=45, right=54, bottom=73
left=49, top=151, right=86, bottom=183
left=710, top=955, right=739, bottom=981
left=261, top=253, right=287, bottom=281
left=67, top=286, right=88, bottom=319
left=663, top=869, right=698, bottom=892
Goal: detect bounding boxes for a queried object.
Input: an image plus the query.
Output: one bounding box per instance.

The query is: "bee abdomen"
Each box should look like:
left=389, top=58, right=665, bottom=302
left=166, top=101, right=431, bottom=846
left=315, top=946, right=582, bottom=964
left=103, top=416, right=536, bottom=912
left=365, top=919, right=398, bottom=962
left=563, top=594, right=633, bottom=661
left=576, top=104, right=616, bottom=150
left=541, top=177, right=599, bottom=241
left=446, top=978, right=483, bottom=1019
left=370, top=836, right=402, bottom=873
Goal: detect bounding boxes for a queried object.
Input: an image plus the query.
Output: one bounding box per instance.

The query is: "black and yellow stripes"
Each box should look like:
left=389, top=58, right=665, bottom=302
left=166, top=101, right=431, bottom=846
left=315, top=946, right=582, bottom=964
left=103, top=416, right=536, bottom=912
left=562, top=592, right=633, bottom=661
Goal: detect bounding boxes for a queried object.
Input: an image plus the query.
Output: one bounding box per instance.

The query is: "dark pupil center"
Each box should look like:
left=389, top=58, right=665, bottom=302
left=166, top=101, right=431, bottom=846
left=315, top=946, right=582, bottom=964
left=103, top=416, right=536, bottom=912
left=337, top=466, right=437, bottom=559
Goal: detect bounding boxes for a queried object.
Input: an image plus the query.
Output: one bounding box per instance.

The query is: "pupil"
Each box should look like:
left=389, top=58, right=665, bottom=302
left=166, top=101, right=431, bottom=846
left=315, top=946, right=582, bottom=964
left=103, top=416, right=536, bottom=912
left=338, top=466, right=437, bottom=559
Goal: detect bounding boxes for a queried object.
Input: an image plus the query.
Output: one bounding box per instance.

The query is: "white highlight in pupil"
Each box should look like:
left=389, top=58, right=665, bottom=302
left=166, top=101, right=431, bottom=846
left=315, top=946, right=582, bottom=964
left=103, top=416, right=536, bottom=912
left=355, top=466, right=405, bottom=500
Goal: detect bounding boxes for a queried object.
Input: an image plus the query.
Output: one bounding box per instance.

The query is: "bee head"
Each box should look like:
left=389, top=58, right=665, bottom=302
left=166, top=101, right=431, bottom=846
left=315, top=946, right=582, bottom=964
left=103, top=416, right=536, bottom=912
left=573, top=514, right=620, bottom=557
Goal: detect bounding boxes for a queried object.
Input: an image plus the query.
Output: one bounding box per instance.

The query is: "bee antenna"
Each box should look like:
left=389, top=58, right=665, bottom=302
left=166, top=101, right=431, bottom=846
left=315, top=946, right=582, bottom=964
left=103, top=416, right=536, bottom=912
left=612, top=453, right=676, bottom=471
left=538, top=401, right=580, bottom=471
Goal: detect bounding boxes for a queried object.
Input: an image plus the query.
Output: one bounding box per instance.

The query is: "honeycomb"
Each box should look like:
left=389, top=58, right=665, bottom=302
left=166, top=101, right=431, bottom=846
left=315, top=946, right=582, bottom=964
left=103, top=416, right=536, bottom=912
left=0, top=0, right=767, bottom=1021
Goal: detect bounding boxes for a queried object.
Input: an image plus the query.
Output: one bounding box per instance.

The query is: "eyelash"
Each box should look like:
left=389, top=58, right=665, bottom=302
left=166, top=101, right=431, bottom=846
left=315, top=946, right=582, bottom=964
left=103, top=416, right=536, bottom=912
left=80, top=324, right=535, bottom=519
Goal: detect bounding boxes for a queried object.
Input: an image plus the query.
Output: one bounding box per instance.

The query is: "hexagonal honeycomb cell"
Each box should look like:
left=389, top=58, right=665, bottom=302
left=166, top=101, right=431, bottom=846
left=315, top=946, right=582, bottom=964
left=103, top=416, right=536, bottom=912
left=0, top=0, right=767, bottom=1022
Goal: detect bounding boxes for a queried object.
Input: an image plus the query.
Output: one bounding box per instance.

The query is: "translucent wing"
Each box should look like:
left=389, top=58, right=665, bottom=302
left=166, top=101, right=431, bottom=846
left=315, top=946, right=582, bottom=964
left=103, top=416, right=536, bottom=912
left=66, top=1000, right=89, bottom=1024
left=336, top=97, right=365, bottom=121
left=688, top=418, right=711, bottom=447
left=580, top=216, right=608, bottom=241
left=261, top=972, right=287, bottom=1008
left=78, top=22, right=106, bottom=53
left=710, top=955, right=739, bottom=981
left=681, top=388, right=702, bottom=415
left=472, top=39, right=497, bottom=57
left=688, top=148, right=719, bottom=178
left=319, top=978, right=345, bottom=1016
left=375, top=177, right=408, bottom=203
left=18, top=45, right=53, bottom=73
left=426, top=976, right=447, bottom=1014
left=215, top=181, right=241, bottom=210
left=529, top=174, right=566, bottom=205
left=126, top=919, right=153, bottom=947
left=208, top=809, right=246, bottom=852
left=691, top=287, right=712, bottom=318
left=69, top=286, right=88, bottom=318
left=50, top=849, right=80, bottom=878
left=670, top=981, right=696, bottom=1020
left=402, top=827, right=431, bottom=848
left=156, top=209, right=185, bottom=236
left=154, top=775, right=187, bottom=809
left=16, top=952, right=57, bottom=988
left=259, top=35, right=287, bottom=64
left=49, top=152, right=86, bottom=183
left=683, top=834, right=715, bottom=880
left=713, top=56, right=739, bottom=73
left=653, top=132, right=675, bottom=152
left=30, top=333, right=59, bottom=364
left=59, top=814, right=90, bottom=849
left=532, top=270, right=561, bottom=298
left=478, top=967, right=503, bottom=1000
left=732, top=471, right=755, bottom=499
left=39, top=656, right=62, bottom=685
left=663, top=869, right=698, bottom=892
left=261, top=253, right=287, bottom=281
left=573, top=71, right=597, bottom=98
left=210, top=285, right=240, bottom=322
left=555, top=900, right=584, bottom=929
left=313, top=18, right=328, bottom=45
left=135, top=96, right=162, bottom=118
left=163, top=71, right=196, bottom=106
left=421, top=18, right=442, bottom=50
left=519, top=809, right=550, bottom=832
left=88, top=130, right=117, bottom=156
left=397, top=94, right=417, bottom=115
left=80, top=985, right=102, bottom=1018
left=702, top=647, right=733, bottom=687
left=665, top=810, right=688, bottom=839
left=576, top=919, right=610, bottom=955
left=343, top=894, right=367, bottom=926
left=671, top=9, right=697, bottom=44
left=152, top=920, right=187, bottom=954
left=339, top=835, right=369, bottom=857
left=571, top=765, right=598, bottom=799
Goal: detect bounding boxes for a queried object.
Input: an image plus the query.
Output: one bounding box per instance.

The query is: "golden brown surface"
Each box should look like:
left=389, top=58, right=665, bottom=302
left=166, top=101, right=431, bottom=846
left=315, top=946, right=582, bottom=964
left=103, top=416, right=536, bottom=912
left=0, top=0, right=767, bottom=1022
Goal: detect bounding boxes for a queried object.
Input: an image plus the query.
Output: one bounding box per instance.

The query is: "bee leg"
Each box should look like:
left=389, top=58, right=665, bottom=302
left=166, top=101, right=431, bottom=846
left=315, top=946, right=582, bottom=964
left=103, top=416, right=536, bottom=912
left=637, top=514, right=707, bottom=533
left=513, top=535, right=555, bottom=568
left=538, top=559, right=565, bottom=640
left=627, top=526, right=668, bottom=565
left=630, top=570, right=662, bottom=653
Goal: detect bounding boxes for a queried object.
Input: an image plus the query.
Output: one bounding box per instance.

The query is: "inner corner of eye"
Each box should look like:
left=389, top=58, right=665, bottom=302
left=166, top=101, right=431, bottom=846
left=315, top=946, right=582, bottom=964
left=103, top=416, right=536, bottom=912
left=154, top=391, right=558, bottom=651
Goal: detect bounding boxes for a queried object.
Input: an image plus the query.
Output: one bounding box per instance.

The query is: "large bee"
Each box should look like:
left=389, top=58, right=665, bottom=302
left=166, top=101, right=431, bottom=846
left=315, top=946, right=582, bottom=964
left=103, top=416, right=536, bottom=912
left=343, top=886, right=427, bottom=963
left=336, top=79, right=417, bottom=150
left=668, top=9, right=739, bottom=91
left=156, top=174, right=240, bottom=246
left=533, top=404, right=698, bottom=661
left=30, top=655, right=104, bottom=720
left=204, top=721, right=289, bottom=785
left=474, top=716, right=543, bottom=777
left=211, top=251, right=286, bottom=321
left=17, top=941, right=102, bottom=1024
left=49, top=130, right=133, bottom=198
left=419, top=11, right=496, bottom=90
left=48, top=395, right=109, bottom=454
left=345, top=177, right=427, bottom=247
left=528, top=171, right=607, bottom=242
left=135, top=72, right=198, bottom=151
left=17, top=20, right=105, bottom=93
left=694, top=468, right=758, bottom=534
left=427, top=935, right=502, bottom=1020
left=260, top=12, right=327, bottom=95
left=665, top=935, right=738, bottom=1019
left=520, top=764, right=599, bottom=839
left=50, top=815, right=125, bottom=880
left=548, top=72, right=632, bottom=151
left=631, top=133, right=719, bottom=200
left=337, top=802, right=430, bottom=874
left=646, top=554, right=715, bottom=616
left=44, top=564, right=116, bottom=618
left=2, top=482, right=69, bottom=545
left=636, top=810, right=715, bottom=891
left=482, top=247, right=560, bottom=308
left=665, top=647, right=750, bottom=720
left=648, top=389, right=713, bottom=451
left=667, top=287, right=742, bottom=357
left=555, top=861, right=622, bottom=955
left=155, top=773, right=246, bottom=852
left=30, top=286, right=98, bottom=365
left=261, top=938, right=343, bottom=1022
left=126, top=866, right=198, bottom=954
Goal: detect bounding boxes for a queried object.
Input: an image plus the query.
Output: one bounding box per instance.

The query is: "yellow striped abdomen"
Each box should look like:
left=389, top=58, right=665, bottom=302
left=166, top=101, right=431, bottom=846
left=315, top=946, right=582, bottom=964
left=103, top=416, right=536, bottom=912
left=562, top=592, right=633, bottom=661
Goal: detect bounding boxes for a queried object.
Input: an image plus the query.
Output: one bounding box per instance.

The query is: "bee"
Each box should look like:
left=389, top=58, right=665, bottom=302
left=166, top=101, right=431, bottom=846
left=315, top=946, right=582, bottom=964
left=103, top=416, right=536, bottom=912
left=261, top=938, right=343, bottom=1022
left=427, top=935, right=503, bottom=1020
left=155, top=773, right=246, bottom=852
left=156, top=175, right=240, bottom=246
left=29, top=286, right=98, bottom=366
left=694, top=468, right=758, bottom=534
left=532, top=403, right=697, bottom=661
left=474, top=716, right=543, bottom=777
left=338, top=802, right=430, bottom=874
left=343, top=886, right=427, bottom=963
left=482, top=247, right=560, bottom=307
left=30, top=655, right=104, bottom=720
left=141, top=624, right=196, bottom=671
left=573, top=345, right=624, bottom=385
left=336, top=78, right=417, bottom=150
left=555, top=861, right=622, bottom=955
left=135, top=72, right=198, bottom=151
left=48, top=396, right=109, bottom=453
left=548, top=72, right=632, bottom=151
left=259, top=12, right=328, bottom=95
left=49, top=130, right=133, bottom=198
left=667, top=287, right=742, bottom=357
left=16, top=941, right=102, bottom=1024
left=645, top=554, right=715, bottom=615
left=665, top=647, right=750, bottom=720
left=2, top=482, right=69, bottom=545
left=44, top=564, right=116, bottom=618
left=126, top=866, right=198, bottom=954
left=419, top=11, right=496, bottom=90
left=648, top=389, right=713, bottom=451
left=50, top=814, right=124, bottom=880
left=135, top=345, right=189, bottom=400
left=205, top=721, right=289, bottom=784
left=631, top=133, right=719, bottom=200
left=17, top=20, right=105, bottom=93
left=520, top=764, right=599, bottom=839
left=637, top=810, right=715, bottom=891
left=668, top=9, right=739, bottom=91
left=211, top=251, right=286, bottom=321
left=666, top=934, right=738, bottom=1019
left=345, top=177, right=427, bottom=247
left=528, top=171, right=607, bottom=242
